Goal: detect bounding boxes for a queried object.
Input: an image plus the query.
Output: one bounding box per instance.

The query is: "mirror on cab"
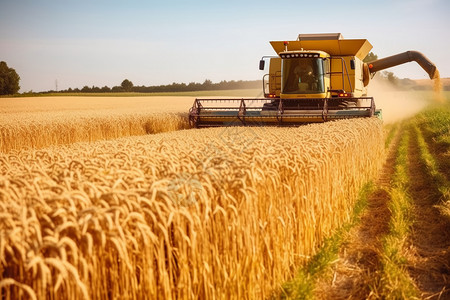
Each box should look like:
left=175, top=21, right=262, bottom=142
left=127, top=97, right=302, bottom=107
left=259, top=59, right=265, bottom=70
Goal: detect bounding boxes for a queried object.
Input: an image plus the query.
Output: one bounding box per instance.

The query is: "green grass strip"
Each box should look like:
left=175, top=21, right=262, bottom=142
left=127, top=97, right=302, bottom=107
left=379, top=125, right=419, bottom=299
left=385, top=123, right=399, bottom=149
left=278, top=182, right=374, bottom=300
left=415, top=103, right=450, bottom=147
left=413, top=123, right=450, bottom=217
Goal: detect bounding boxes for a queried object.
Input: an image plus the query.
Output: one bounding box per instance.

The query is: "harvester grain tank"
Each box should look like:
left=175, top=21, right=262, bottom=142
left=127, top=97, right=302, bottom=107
left=189, top=33, right=437, bottom=127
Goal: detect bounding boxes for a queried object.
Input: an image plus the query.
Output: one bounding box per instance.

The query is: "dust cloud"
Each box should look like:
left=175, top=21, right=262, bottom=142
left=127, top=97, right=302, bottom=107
left=367, top=76, right=429, bottom=124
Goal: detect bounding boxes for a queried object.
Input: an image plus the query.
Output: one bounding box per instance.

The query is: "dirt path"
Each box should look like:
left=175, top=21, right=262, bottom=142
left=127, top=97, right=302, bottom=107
left=314, top=130, right=401, bottom=299
left=314, top=125, right=450, bottom=299
left=406, top=129, right=450, bottom=299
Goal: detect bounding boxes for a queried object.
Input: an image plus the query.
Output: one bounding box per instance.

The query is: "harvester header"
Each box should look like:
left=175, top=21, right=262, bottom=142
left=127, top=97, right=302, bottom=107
left=189, top=33, right=438, bottom=128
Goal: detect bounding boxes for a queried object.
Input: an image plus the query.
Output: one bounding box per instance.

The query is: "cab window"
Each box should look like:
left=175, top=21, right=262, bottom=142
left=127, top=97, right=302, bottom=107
left=282, top=58, right=325, bottom=94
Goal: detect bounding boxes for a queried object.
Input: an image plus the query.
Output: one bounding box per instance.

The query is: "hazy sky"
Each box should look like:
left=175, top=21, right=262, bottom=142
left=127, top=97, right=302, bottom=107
left=1, top=0, right=449, bottom=92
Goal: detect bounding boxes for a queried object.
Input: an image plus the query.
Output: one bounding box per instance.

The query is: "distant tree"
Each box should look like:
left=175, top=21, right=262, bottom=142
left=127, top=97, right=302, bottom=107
left=111, top=85, right=123, bottom=92
left=202, top=79, right=213, bottom=90
left=0, top=61, right=20, bottom=95
left=383, top=71, right=399, bottom=85
left=121, top=79, right=133, bottom=92
left=91, top=86, right=101, bottom=93
left=188, top=82, right=201, bottom=91
left=363, top=52, right=378, bottom=63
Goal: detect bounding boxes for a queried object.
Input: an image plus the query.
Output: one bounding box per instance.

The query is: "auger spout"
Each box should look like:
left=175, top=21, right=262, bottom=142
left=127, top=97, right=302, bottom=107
left=367, top=50, right=437, bottom=79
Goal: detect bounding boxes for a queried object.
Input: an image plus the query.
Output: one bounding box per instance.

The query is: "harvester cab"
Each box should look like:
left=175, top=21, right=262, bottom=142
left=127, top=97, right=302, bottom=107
left=189, top=33, right=437, bottom=128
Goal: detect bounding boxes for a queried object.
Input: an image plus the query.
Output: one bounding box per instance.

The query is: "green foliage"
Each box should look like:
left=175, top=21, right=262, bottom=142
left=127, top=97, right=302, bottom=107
left=0, top=61, right=20, bottom=95
left=413, top=124, right=450, bottom=209
left=363, top=52, right=378, bottom=63
left=413, top=106, right=450, bottom=218
left=415, top=104, right=450, bottom=147
left=383, top=71, right=399, bottom=86
left=121, top=79, right=133, bottom=92
left=385, top=123, right=399, bottom=149
left=379, top=126, right=420, bottom=299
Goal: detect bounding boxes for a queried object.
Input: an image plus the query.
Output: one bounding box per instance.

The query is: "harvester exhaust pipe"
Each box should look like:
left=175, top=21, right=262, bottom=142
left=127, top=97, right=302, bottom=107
left=366, top=50, right=438, bottom=80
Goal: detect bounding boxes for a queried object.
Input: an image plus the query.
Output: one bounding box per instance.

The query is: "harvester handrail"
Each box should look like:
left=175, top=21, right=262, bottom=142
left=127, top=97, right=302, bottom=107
left=327, top=57, right=353, bottom=93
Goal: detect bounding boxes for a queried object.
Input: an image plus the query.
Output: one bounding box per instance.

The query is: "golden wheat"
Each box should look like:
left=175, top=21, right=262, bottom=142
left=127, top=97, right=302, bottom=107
left=0, top=96, right=192, bottom=152
left=0, top=117, right=384, bottom=299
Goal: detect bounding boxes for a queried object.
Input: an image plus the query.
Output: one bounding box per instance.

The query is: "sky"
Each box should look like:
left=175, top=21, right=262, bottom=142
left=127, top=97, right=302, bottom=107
left=1, top=0, right=449, bottom=92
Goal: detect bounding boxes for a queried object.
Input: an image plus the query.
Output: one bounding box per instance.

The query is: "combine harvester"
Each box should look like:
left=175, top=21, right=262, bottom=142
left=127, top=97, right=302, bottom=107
left=189, top=33, right=437, bottom=127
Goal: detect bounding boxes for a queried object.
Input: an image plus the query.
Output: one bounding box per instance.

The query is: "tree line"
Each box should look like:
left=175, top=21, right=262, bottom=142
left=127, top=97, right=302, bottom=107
left=0, top=60, right=262, bottom=95
left=41, top=79, right=263, bottom=94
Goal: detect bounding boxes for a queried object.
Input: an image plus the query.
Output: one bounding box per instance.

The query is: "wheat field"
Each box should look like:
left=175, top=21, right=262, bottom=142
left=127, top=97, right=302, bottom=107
left=0, top=96, right=193, bottom=152
left=0, top=115, right=384, bottom=299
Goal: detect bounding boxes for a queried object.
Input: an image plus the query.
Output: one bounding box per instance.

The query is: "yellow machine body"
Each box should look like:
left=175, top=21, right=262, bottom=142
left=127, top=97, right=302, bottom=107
left=266, top=35, right=373, bottom=99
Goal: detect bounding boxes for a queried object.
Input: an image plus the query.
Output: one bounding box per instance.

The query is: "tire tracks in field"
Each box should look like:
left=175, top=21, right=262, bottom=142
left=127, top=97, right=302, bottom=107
left=420, top=125, right=450, bottom=183
left=314, top=127, right=402, bottom=299
left=406, top=126, right=450, bottom=299
left=314, top=124, right=450, bottom=299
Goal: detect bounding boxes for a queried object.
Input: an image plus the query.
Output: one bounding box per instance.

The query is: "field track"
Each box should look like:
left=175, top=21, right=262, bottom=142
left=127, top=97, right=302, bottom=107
left=406, top=125, right=450, bottom=299
left=312, top=122, right=450, bottom=299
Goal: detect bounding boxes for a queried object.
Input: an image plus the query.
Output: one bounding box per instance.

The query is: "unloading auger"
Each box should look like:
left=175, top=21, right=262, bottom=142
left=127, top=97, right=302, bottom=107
left=189, top=33, right=437, bottom=128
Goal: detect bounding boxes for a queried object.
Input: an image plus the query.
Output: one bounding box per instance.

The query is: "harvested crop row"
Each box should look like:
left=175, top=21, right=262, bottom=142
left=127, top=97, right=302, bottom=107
left=0, top=118, right=384, bottom=299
